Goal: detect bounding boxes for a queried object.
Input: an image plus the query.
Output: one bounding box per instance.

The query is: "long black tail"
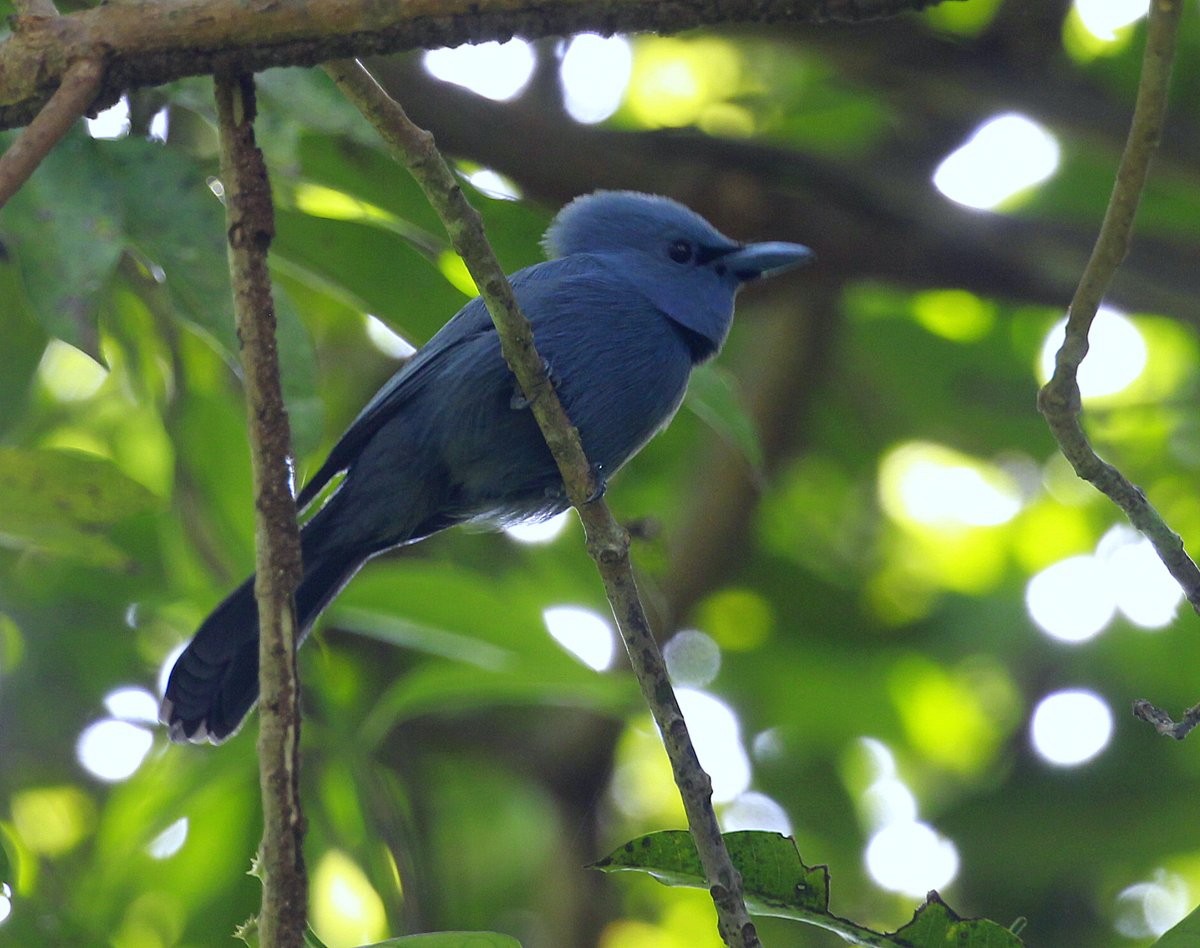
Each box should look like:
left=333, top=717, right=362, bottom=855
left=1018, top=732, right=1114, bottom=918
left=159, top=551, right=361, bottom=743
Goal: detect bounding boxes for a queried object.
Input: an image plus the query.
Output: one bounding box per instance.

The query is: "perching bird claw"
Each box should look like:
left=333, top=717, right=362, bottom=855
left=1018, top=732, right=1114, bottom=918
left=509, top=358, right=557, bottom=410
left=586, top=463, right=608, bottom=504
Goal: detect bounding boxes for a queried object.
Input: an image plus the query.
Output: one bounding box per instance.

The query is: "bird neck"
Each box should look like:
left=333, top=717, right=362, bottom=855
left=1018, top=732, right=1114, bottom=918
left=671, top=321, right=720, bottom=364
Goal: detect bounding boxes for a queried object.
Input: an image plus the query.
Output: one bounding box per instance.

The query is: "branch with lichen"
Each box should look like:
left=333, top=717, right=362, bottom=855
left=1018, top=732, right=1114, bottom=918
left=213, top=70, right=308, bottom=947
left=322, top=57, right=760, bottom=948
left=1035, top=0, right=1194, bottom=737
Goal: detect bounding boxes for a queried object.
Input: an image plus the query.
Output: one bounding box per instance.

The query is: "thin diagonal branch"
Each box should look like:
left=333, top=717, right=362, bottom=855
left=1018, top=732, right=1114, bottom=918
left=1036, top=0, right=1193, bottom=604
left=1034, top=1, right=1196, bottom=738
left=0, top=56, right=102, bottom=209
left=322, top=57, right=759, bottom=948
left=213, top=70, right=307, bottom=946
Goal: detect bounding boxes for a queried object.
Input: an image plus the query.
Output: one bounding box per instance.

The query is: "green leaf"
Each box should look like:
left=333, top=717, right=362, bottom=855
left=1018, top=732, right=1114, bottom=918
left=593, top=831, right=1022, bottom=947
left=357, top=660, right=637, bottom=749
left=331, top=605, right=516, bottom=669
left=0, top=250, right=48, bottom=437
left=272, top=283, right=323, bottom=458
left=0, top=447, right=159, bottom=566
left=894, top=894, right=1024, bottom=947
left=592, top=830, right=828, bottom=915
left=272, top=208, right=468, bottom=343
left=359, top=933, right=522, bottom=947
left=685, top=363, right=764, bottom=475
left=295, top=133, right=448, bottom=237
left=102, top=137, right=239, bottom=361
left=1, top=133, right=124, bottom=357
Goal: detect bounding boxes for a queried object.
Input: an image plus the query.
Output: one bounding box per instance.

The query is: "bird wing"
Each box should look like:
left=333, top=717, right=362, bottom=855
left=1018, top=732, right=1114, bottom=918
left=295, top=259, right=570, bottom=511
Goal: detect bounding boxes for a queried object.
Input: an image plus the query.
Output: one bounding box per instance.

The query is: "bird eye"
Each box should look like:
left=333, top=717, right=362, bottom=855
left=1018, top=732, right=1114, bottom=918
left=668, top=240, right=694, bottom=264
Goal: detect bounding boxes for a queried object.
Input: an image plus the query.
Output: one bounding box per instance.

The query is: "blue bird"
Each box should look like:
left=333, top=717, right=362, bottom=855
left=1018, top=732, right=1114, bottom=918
left=160, top=190, right=812, bottom=743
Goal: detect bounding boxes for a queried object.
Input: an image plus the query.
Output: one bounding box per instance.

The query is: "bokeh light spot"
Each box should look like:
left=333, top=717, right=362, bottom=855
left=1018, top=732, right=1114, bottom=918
left=626, top=37, right=741, bottom=129
left=311, top=849, right=388, bottom=948
left=37, top=340, right=109, bottom=403
left=148, top=106, right=169, bottom=143
left=147, top=817, right=189, bottom=860
left=86, top=95, right=131, bottom=140
left=364, top=315, right=417, bottom=360
left=610, top=719, right=685, bottom=821
left=293, top=182, right=394, bottom=223
left=1039, top=307, right=1147, bottom=401
left=1075, top=0, right=1147, bottom=42
left=910, top=289, right=995, bottom=342
left=506, top=510, right=571, bottom=544
left=436, top=249, right=478, bottom=296
left=103, top=686, right=160, bottom=724
left=11, top=786, right=95, bottom=856
left=1026, top=555, right=1115, bottom=643
left=542, top=605, right=616, bottom=671
left=423, top=40, right=535, bottom=101
left=696, top=588, right=773, bottom=651
left=663, top=629, right=721, bottom=687
left=933, top=113, right=1059, bottom=210
left=879, top=441, right=1022, bottom=528
left=1030, top=689, right=1113, bottom=766
left=1115, top=869, right=1190, bottom=939
left=76, top=719, right=154, bottom=783
left=722, top=791, right=792, bottom=834
left=1099, top=525, right=1182, bottom=629
left=888, top=656, right=1017, bottom=775
left=861, top=776, right=918, bottom=829
left=677, top=688, right=750, bottom=803
left=466, top=167, right=522, bottom=200
left=561, top=34, right=632, bottom=124
left=865, top=821, right=959, bottom=897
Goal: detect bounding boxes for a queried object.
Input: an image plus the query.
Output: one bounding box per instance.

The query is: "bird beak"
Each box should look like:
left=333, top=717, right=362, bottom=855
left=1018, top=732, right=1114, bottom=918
left=723, top=241, right=815, bottom=281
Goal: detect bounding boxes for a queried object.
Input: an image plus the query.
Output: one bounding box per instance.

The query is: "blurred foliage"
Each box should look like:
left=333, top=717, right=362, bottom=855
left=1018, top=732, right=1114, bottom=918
left=3, top=1, right=1200, bottom=946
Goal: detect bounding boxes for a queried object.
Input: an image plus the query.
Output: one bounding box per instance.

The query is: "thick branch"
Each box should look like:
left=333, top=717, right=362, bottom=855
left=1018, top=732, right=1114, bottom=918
left=0, top=56, right=102, bottom=209
left=0, top=0, right=944, bottom=131
left=323, top=57, right=760, bottom=948
left=11, top=0, right=59, bottom=18
left=213, top=71, right=307, bottom=945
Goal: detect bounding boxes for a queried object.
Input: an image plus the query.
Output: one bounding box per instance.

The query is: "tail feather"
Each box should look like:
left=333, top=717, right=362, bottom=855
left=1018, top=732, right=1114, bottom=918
left=160, top=553, right=362, bottom=744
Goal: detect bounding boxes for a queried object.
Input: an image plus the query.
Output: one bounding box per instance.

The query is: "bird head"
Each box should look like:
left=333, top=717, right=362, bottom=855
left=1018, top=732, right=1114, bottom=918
left=543, top=191, right=812, bottom=356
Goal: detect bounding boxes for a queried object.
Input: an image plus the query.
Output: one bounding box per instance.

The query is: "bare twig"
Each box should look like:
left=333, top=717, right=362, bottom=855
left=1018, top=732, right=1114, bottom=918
left=323, top=58, right=759, bottom=948
left=1036, top=0, right=1197, bottom=609
left=0, top=56, right=102, bottom=210
left=1132, top=699, right=1200, bottom=740
left=213, top=70, right=307, bottom=946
